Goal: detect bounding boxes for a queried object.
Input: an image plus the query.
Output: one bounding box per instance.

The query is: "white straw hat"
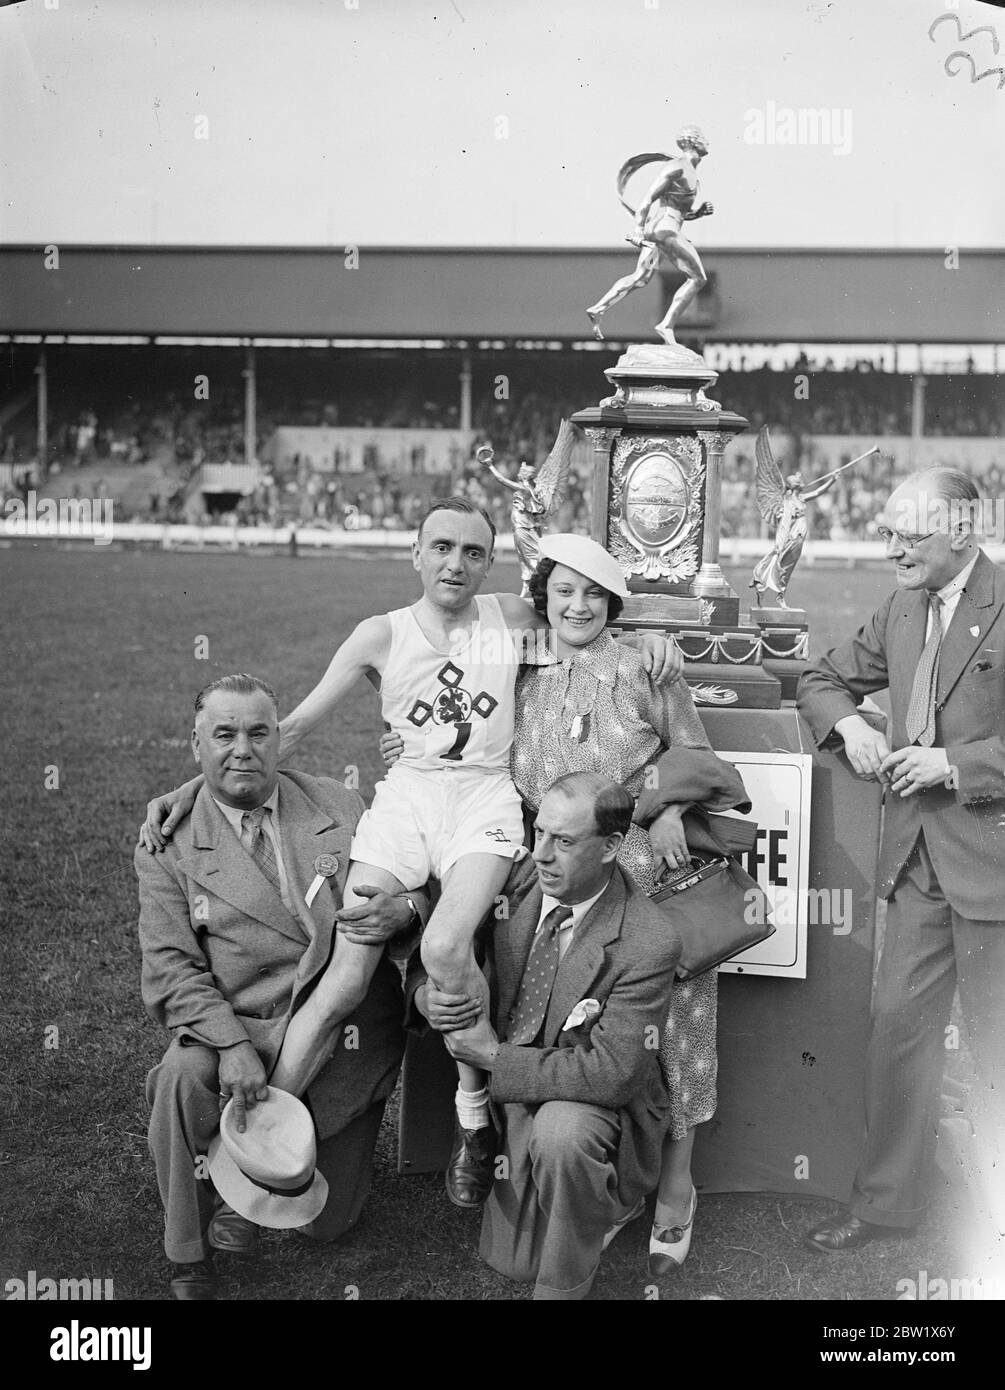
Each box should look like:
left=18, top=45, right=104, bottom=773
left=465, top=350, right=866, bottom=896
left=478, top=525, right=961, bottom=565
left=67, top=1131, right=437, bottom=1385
left=208, top=1086, right=328, bottom=1230
left=538, top=533, right=630, bottom=598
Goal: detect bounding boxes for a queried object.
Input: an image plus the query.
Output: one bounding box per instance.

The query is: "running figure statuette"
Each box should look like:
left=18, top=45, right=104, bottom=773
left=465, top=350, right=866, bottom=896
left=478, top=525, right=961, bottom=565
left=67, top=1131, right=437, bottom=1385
left=587, top=125, right=714, bottom=347
left=478, top=419, right=576, bottom=596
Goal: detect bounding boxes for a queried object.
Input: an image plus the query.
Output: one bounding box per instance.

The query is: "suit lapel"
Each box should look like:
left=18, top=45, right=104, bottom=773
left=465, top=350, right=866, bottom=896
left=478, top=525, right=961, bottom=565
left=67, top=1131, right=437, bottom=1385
left=178, top=789, right=308, bottom=945
left=178, top=775, right=355, bottom=950
left=936, top=553, right=1004, bottom=710
left=544, top=872, right=625, bottom=1046
left=274, top=776, right=355, bottom=940
left=495, top=869, right=544, bottom=1024
left=895, top=589, right=928, bottom=681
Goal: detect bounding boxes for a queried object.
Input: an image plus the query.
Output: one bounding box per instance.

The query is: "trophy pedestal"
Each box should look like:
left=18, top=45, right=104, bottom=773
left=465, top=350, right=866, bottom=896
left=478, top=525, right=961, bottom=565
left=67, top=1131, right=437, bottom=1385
left=750, top=608, right=809, bottom=700
left=573, top=342, right=784, bottom=709
left=608, top=616, right=786, bottom=709
left=750, top=605, right=808, bottom=626
left=619, top=592, right=741, bottom=628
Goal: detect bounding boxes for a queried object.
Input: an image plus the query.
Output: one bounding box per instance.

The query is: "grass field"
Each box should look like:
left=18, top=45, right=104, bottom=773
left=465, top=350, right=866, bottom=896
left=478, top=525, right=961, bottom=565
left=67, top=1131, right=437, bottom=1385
left=0, top=545, right=975, bottom=1302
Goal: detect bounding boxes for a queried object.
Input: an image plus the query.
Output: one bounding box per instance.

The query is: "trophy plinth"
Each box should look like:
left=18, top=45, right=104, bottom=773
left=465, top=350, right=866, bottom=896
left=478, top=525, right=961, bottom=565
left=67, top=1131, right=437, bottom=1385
left=749, top=608, right=810, bottom=700
left=751, top=606, right=805, bottom=624
left=600, top=342, right=719, bottom=409
left=573, top=344, right=785, bottom=709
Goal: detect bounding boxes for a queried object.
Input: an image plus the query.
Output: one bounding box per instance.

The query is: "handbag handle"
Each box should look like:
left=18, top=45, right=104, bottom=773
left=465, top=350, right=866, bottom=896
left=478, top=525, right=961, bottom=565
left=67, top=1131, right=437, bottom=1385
left=652, top=853, right=730, bottom=896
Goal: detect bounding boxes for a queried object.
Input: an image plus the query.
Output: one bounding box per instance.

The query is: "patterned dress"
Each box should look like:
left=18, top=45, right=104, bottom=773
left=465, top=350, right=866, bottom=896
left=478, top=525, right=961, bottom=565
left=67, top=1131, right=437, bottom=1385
left=512, top=631, right=719, bottom=1141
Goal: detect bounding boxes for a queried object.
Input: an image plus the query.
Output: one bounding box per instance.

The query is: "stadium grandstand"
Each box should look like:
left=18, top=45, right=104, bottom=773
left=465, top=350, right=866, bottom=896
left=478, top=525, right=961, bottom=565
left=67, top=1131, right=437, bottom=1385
left=1, top=244, right=1002, bottom=542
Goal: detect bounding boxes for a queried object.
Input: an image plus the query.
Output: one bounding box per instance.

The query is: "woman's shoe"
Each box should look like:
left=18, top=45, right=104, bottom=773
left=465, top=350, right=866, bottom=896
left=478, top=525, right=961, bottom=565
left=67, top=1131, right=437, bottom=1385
left=648, top=1186, right=697, bottom=1275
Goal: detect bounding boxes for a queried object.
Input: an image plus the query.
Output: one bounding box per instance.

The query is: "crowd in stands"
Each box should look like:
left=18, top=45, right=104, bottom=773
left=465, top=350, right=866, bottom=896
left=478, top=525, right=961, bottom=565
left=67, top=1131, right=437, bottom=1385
left=2, top=346, right=1002, bottom=540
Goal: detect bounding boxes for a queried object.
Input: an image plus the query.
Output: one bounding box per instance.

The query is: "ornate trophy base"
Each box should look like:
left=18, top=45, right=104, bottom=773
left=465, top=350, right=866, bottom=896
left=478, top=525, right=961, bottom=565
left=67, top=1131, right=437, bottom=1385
left=608, top=616, right=796, bottom=708
left=620, top=592, right=740, bottom=627
left=574, top=342, right=787, bottom=709
left=750, top=608, right=809, bottom=700
left=600, top=342, right=719, bottom=410
left=750, top=606, right=808, bottom=626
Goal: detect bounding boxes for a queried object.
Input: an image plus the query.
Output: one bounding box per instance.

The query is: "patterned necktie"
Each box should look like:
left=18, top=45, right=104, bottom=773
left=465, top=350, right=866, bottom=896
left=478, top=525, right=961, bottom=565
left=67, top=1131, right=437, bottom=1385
left=905, top=594, right=944, bottom=747
left=508, top=905, right=573, bottom=1046
left=242, top=806, right=282, bottom=895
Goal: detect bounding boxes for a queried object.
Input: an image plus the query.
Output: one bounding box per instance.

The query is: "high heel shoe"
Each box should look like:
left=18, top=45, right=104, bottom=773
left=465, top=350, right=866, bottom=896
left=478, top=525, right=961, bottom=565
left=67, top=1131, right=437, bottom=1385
left=648, top=1186, right=697, bottom=1275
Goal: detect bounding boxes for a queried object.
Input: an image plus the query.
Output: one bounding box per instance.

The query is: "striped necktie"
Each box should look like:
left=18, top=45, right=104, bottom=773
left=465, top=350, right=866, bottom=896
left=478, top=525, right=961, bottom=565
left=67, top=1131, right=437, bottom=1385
left=508, top=905, right=573, bottom=1046
left=905, top=594, right=944, bottom=748
left=242, top=805, right=282, bottom=895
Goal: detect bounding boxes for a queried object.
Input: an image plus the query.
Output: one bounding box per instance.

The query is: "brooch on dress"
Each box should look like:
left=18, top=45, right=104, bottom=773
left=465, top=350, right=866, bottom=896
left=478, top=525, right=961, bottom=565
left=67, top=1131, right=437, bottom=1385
left=568, top=700, right=593, bottom=743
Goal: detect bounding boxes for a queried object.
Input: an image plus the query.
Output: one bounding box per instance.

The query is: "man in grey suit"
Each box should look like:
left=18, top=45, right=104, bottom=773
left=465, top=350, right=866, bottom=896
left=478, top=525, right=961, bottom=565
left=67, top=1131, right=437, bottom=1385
left=408, top=770, right=681, bottom=1300
left=137, top=673, right=423, bottom=1300
left=797, top=467, right=1005, bottom=1258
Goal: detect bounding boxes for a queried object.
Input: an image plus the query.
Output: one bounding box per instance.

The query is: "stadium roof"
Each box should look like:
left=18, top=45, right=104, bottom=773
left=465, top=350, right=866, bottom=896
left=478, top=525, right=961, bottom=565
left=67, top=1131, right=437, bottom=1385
left=1, top=245, right=1001, bottom=344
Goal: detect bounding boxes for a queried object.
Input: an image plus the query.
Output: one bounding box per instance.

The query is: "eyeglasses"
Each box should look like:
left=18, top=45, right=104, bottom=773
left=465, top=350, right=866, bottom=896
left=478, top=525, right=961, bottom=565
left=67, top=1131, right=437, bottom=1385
left=876, top=525, right=938, bottom=549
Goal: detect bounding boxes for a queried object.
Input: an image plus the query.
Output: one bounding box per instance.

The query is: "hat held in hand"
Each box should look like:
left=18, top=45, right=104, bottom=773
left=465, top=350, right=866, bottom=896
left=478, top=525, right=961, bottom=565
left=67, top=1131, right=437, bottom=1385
left=208, top=1086, right=328, bottom=1230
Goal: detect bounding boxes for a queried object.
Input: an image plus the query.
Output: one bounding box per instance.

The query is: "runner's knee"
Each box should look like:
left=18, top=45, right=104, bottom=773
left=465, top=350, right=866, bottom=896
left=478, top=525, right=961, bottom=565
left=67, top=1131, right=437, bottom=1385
left=420, top=926, right=472, bottom=983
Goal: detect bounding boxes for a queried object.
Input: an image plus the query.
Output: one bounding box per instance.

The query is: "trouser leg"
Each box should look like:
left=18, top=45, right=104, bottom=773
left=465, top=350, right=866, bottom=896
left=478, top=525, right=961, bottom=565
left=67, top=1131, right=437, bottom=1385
left=528, top=1101, right=627, bottom=1300
left=146, top=1040, right=221, bottom=1263
left=952, top=912, right=1005, bottom=1248
left=480, top=1099, right=627, bottom=1300
left=851, top=835, right=957, bottom=1228
left=303, top=1098, right=387, bottom=1243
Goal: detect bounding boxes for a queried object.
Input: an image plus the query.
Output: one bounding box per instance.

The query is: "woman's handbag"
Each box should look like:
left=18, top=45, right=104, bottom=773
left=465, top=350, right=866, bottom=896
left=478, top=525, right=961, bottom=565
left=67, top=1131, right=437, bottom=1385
left=650, top=810, right=775, bottom=979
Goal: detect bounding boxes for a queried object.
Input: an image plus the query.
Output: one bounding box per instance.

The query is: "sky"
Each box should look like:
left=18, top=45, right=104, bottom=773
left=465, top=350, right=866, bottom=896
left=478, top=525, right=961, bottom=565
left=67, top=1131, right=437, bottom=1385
left=1, top=0, right=1004, bottom=249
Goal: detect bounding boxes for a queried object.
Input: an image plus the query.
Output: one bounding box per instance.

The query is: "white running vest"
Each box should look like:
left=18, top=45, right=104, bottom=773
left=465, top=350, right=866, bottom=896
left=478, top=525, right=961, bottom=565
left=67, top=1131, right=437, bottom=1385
left=380, top=595, right=518, bottom=772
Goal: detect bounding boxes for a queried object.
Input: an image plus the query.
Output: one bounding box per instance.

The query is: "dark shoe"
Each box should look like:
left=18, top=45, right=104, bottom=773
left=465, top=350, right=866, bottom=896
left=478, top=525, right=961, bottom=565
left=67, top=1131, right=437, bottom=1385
left=169, top=1258, right=216, bottom=1300
left=208, top=1203, right=259, bottom=1255
left=445, top=1121, right=495, bottom=1208
left=804, top=1211, right=912, bottom=1255
left=602, top=1195, right=646, bottom=1252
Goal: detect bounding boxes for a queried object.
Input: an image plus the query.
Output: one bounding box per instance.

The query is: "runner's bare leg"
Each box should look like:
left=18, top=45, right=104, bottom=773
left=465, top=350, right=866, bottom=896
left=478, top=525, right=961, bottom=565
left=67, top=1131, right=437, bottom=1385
left=269, top=860, right=404, bottom=1096
left=420, top=853, right=514, bottom=1093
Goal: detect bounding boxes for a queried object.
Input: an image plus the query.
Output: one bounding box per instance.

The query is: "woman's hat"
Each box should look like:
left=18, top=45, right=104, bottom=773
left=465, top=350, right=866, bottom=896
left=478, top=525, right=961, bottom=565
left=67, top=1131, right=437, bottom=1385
left=538, top=533, right=630, bottom=598
left=208, top=1086, right=329, bottom=1230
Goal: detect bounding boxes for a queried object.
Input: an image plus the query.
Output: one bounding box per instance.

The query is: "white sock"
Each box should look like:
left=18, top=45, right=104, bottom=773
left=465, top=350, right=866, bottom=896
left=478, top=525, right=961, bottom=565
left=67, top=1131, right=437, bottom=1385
left=455, top=1085, right=490, bottom=1131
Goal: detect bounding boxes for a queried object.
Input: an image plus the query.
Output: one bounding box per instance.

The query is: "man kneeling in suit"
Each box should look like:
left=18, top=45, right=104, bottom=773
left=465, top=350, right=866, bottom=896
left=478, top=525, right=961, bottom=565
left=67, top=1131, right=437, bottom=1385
left=136, top=673, right=424, bottom=1300
left=408, top=770, right=681, bottom=1300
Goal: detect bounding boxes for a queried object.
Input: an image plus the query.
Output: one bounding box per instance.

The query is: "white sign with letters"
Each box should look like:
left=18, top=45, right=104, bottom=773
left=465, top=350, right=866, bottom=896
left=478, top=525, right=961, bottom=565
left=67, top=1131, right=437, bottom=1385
left=715, top=751, right=813, bottom=979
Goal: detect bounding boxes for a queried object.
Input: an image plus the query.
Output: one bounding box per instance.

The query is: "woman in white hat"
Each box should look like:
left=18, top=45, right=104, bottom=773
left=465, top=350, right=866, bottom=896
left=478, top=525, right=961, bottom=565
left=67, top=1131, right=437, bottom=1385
left=384, top=531, right=747, bottom=1272
left=514, top=533, right=745, bottom=1273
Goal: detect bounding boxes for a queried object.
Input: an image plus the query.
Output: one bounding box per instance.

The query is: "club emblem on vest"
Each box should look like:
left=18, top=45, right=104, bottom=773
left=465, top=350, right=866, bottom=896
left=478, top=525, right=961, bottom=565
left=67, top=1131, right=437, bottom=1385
left=407, top=661, right=499, bottom=761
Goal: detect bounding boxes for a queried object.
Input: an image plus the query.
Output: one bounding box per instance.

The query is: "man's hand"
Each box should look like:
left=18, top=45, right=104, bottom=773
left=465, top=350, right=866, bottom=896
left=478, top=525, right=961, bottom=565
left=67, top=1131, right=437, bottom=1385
left=416, top=982, right=482, bottom=1033
left=443, top=1015, right=500, bottom=1069
left=649, top=804, right=690, bottom=875
left=637, top=632, right=684, bottom=684
left=835, top=714, right=891, bottom=781
left=880, top=746, right=951, bottom=798
left=378, top=730, right=404, bottom=769
left=335, top=886, right=413, bottom=945
left=138, top=778, right=201, bottom=853
left=695, top=200, right=714, bottom=218
left=218, top=1041, right=269, bottom=1134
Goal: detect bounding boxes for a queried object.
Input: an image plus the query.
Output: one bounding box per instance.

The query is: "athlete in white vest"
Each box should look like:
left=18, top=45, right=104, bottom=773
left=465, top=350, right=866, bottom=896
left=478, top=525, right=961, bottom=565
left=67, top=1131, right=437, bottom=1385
left=142, top=498, right=678, bottom=1207
left=349, top=593, right=523, bottom=882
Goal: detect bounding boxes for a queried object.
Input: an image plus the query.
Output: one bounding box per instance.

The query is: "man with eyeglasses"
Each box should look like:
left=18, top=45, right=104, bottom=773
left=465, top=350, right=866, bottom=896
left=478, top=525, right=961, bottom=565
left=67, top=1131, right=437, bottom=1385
left=797, top=467, right=1005, bottom=1265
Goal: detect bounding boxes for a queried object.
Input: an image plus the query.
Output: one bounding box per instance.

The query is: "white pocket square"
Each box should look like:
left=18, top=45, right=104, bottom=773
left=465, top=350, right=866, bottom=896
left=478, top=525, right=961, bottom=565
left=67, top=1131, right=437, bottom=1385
left=563, top=998, right=602, bottom=1031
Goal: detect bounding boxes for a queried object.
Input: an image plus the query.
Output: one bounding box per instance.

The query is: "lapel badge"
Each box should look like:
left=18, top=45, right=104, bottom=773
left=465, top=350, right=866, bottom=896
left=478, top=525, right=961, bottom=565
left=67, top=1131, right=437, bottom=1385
left=313, top=853, right=339, bottom=877
left=970, top=625, right=980, bottom=637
